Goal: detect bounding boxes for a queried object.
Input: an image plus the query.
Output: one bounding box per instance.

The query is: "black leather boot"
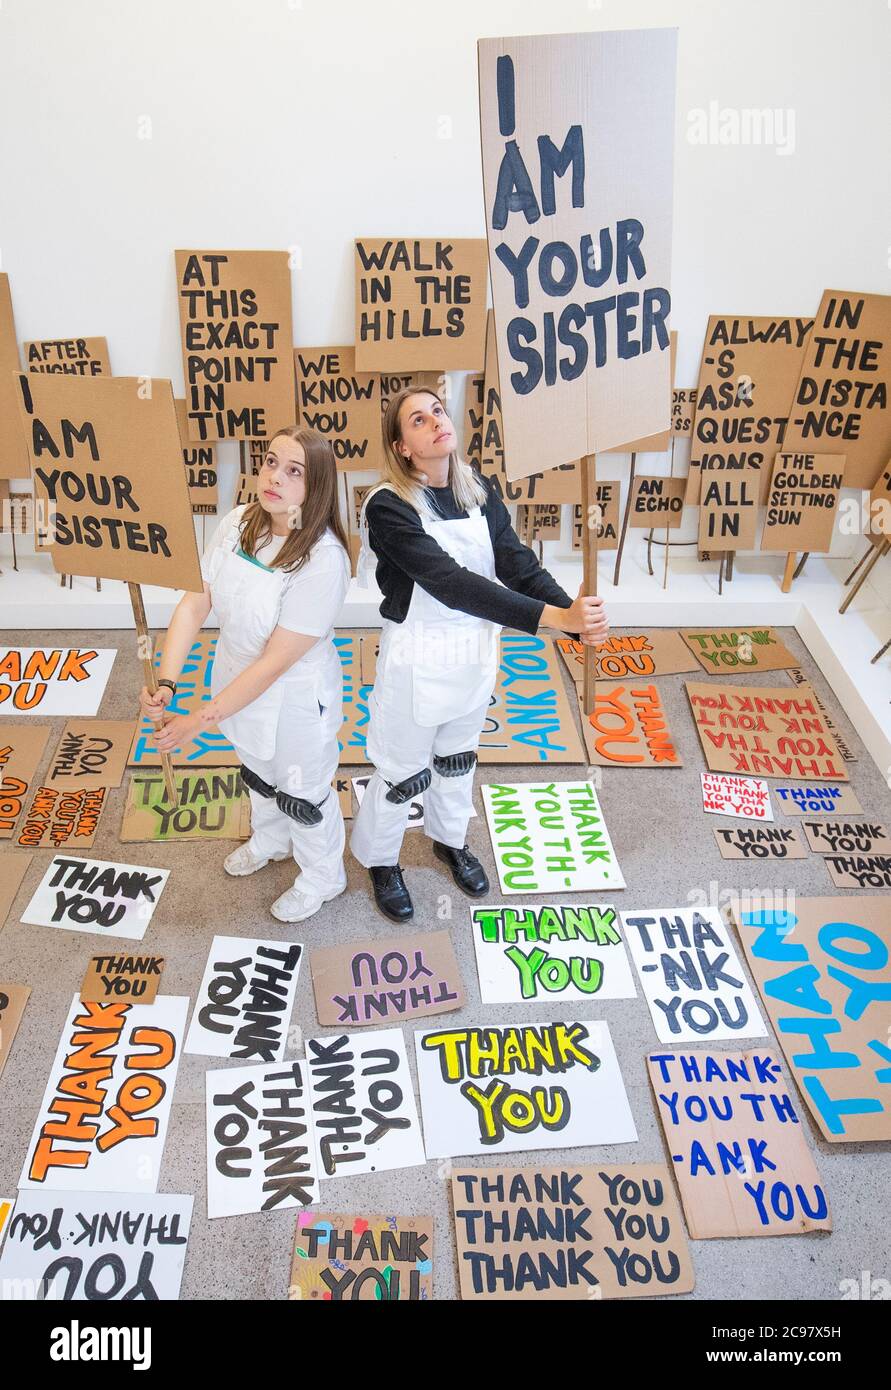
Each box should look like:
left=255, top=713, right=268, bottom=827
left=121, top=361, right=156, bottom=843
left=432, top=841, right=489, bottom=896
left=368, top=864, right=414, bottom=922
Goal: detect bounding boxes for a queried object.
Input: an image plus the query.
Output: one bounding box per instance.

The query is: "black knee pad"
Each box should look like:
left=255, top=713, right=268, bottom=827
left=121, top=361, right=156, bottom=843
left=240, top=763, right=276, bottom=798
left=433, top=749, right=478, bottom=777
left=384, top=767, right=431, bottom=804
left=276, top=789, right=328, bottom=827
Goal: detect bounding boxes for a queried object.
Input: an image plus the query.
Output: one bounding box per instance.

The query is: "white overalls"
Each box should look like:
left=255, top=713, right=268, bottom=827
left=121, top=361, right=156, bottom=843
left=205, top=520, right=347, bottom=902
left=350, top=491, right=500, bottom=868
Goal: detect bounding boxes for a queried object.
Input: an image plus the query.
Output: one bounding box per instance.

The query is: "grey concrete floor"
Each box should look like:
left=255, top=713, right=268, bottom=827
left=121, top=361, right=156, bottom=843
left=0, top=623, right=889, bottom=1301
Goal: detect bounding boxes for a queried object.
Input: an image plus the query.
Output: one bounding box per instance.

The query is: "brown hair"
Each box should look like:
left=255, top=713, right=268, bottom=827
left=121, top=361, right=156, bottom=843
left=238, top=426, right=349, bottom=572
left=375, top=387, right=487, bottom=521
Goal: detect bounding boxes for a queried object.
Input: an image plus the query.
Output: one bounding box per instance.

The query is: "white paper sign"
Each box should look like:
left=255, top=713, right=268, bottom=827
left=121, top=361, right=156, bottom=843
left=206, top=1059, right=320, bottom=1218
left=701, top=772, right=774, bottom=821
left=0, top=647, right=116, bottom=716
left=482, top=780, right=625, bottom=895
left=0, top=1190, right=193, bottom=1300
left=620, top=907, right=767, bottom=1043
left=414, top=1019, right=637, bottom=1159
left=186, top=935, right=303, bottom=1061
left=19, top=994, right=188, bottom=1193
left=470, top=901, right=636, bottom=1004
left=20, top=854, right=170, bottom=941
left=305, top=1027, right=425, bottom=1178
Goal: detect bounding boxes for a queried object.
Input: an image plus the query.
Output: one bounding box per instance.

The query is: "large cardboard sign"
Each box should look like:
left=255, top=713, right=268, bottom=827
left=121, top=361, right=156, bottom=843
left=290, top=1213, right=433, bottom=1301
left=24, top=336, right=111, bottom=377
left=206, top=1059, right=319, bottom=1218
left=628, top=474, right=685, bottom=528
left=713, top=825, right=807, bottom=860
left=16, top=783, right=107, bottom=850
left=295, top=346, right=383, bottom=470
left=0, top=273, right=29, bottom=479
left=0, top=1191, right=193, bottom=1301
left=306, top=1027, right=424, bottom=1177
left=186, top=936, right=303, bottom=1062
left=556, top=630, right=697, bottom=684
left=701, top=772, right=773, bottom=820
left=45, top=719, right=131, bottom=790
left=802, top=820, right=890, bottom=855
left=698, top=466, right=760, bottom=550
left=175, top=249, right=295, bottom=441
left=416, top=1020, right=636, bottom=1158
left=19, top=994, right=187, bottom=1191
left=577, top=680, right=682, bottom=767
left=482, top=780, right=625, bottom=894
left=823, top=853, right=891, bottom=889
left=0, top=648, right=115, bottom=717
left=129, top=634, right=237, bottom=767
left=21, top=854, right=170, bottom=941
left=621, top=906, right=767, bottom=1043
left=0, top=724, right=50, bottom=836
left=0, top=981, right=30, bottom=1079
left=17, top=374, right=202, bottom=590
left=121, top=768, right=250, bottom=841
left=479, top=30, right=676, bottom=481
left=354, top=238, right=487, bottom=372
left=310, top=930, right=464, bottom=1027
left=174, top=397, right=217, bottom=514
left=452, top=1164, right=693, bottom=1300
left=80, top=953, right=165, bottom=1005
left=0, top=852, right=32, bottom=929
left=470, top=902, right=636, bottom=1005
left=775, top=783, right=861, bottom=815
left=686, top=682, right=850, bottom=781
left=760, top=452, right=845, bottom=553
left=732, top=898, right=891, bottom=1142
left=780, top=291, right=891, bottom=490
left=648, top=1050, right=831, bottom=1239
left=681, top=627, right=797, bottom=673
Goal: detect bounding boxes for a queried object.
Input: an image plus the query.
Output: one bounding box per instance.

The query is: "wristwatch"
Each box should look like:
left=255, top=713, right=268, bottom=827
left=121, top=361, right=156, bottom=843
left=157, top=679, right=177, bottom=696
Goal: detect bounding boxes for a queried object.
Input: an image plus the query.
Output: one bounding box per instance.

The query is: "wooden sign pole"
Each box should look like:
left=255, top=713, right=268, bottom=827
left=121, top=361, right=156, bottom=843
left=128, top=581, right=178, bottom=806
left=781, top=552, right=797, bottom=592
left=839, top=539, right=890, bottom=614
left=581, top=454, right=599, bottom=716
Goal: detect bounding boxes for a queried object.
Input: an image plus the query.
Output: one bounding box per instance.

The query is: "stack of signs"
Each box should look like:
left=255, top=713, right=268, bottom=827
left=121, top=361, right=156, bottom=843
left=556, top=630, right=698, bottom=684
left=294, top=346, right=383, bottom=470
left=129, top=634, right=237, bottom=767
left=620, top=907, right=767, bottom=1043
left=0, top=981, right=30, bottom=1079
left=290, top=1213, right=433, bottom=1301
left=681, top=628, right=797, bottom=673
left=648, top=1050, right=831, bottom=1238
left=775, top=784, right=861, bottom=816
left=306, top=1028, right=424, bottom=1177
left=20, top=854, right=170, bottom=942
left=0, top=724, right=50, bottom=836
left=701, top=772, right=773, bottom=820
left=310, top=930, right=464, bottom=1026
left=686, top=683, right=850, bottom=781
left=414, top=1021, right=637, bottom=1158
left=451, top=1165, right=693, bottom=1300
left=578, top=680, right=682, bottom=767
left=803, top=820, right=891, bottom=889
left=0, top=648, right=116, bottom=716
left=80, top=952, right=165, bottom=1004
left=469, top=903, right=636, bottom=1004
left=15, top=719, right=132, bottom=850
left=186, top=936, right=303, bottom=1061
left=121, top=768, right=250, bottom=842
left=19, top=994, right=187, bottom=1191
left=732, top=898, right=891, bottom=1141
left=482, top=781, right=625, bottom=894
left=0, top=1192, right=193, bottom=1300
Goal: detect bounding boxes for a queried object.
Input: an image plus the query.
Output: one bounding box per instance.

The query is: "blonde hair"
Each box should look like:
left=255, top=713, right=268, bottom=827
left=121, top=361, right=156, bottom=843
left=238, top=426, right=349, bottom=572
left=374, top=387, right=487, bottom=521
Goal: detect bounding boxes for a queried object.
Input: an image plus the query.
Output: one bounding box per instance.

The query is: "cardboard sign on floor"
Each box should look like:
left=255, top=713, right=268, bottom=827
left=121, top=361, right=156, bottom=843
left=578, top=681, right=682, bottom=767
left=0, top=724, right=51, bottom=836
left=701, top=772, right=773, bottom=820
left=0, top=649, right=116, bottom=717
left=311, top=929, right=464, bottom=1027
left=0, top=981, right=30, bottom=1080
left=648, top=1050, right=831, bottom=1239
left=774, top=783, right=862, bottom=815
left=482, top=780, right=625, bottom=894
left=80, top=952, right=165, bottom=1004
left=121, top=768, right=251, bottom=842
left=681, top=628, right=798, bottom=673
left=186, top=936, right=303, bottom=1062
left=823, top=853, right=891, bottom=889
left=21, top=854, right=170, bottom=941
left=786, top=669, right=856, bottom=763
left=45, top=719, right=132, bottom=790
left=451, top=1165, right=693, bottom=1300
left=129, top=634, right=237, bottom=767
left=291, top=1214, right=433, bottom=1302
left=732, top=897, right=891, bottom=1142
left=713, top=825, right=807, bottom=860
left=0, top=852, right=32, bottom=929
left=556, top=630, right=698, bottom=684
left=687, top=683, right=850, bottom=781
left=16, top=783, right=108, bottom=850
left=469, top=902, right=637, bottom=1005
left=803, top=820, right=890, bottom=855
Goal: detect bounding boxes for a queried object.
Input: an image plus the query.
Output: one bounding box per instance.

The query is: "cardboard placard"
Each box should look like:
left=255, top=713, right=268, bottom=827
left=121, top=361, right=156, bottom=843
left=452, top=1164, right=693, bottom=1300
left=469, top=902, right=636, bottom=1005
left=686, top=682, right=850, bottom=780
left=80, top=952, right=165, bottom=1004
left=697, top=466, right=760, bottom=550
left=45, top=719, right=132, bottom=790
left=606, top=332, right=678, bottom=454
left=672, top=387, right=697, bottom=436
left=174, top=397, right=217, bottom=514
left=780, top=291, right=891, bottom=490
left=416, top=1020, right=636, bottom=1158
left=306, top=1027, right=424, bottom=1178
left=482, top=780, right=625, bottom=894
left=0, top=724, right=51, bottom=836
left=577, top=680, right=682, bottom=767
left=21, top=854, right=170, bottom=941
left=19, top=994, right=187, bottom=1191
left=713, top=825, right=807, bottom=860
left=206, top=1059, right=319, bottom=1218
left=16, top=783, right=108, bottom=850
left=479, top=30, right=676, bottom=481
left=354, top=238, right=487, bottom=372
left=701, top=772, right=773, bottom=820
left=0, top=981, right=30, bottom=1079
left=648, top=1050, right=831, bottom=1239
left=121, top=768, right=250, bottom=841
left=775, top=783, right=862, bottom=815
left=627, top=474, right=685, bottom=528
left=290, top=1213, right=433, bottom=1301
left=310, top=929, right=464, bottom=1027
left=186, top=936, right=303, bottom=1061
left=556, top=630, right=697, bottom=684
left=0, top=273, right=29, bottom=480
left=129, top=634, right=237, bottom=767
left=760, top=452, right=845, bottom=553
left=823, top=853, right=891, bottom=889
left=682, top=627, right=797, bottom=673
left=18, top=374, right=202, bottom=589
left=732, top=897, right=891, bottom=1142
left=0, top=851, right=32, bottom=929
left=463, top=370, right=485, bottom=468
left=802, top=820, right=890, bottom=855
left=0, top=1192, right=193, bottom=1300
left=515, top=502, right=562, bottom=544
left=24, top=336, right=111, bottom=377
left=621, top=906, right=767, bottom=1043
left=294, top=346, right=383, bottom=470
left=786, top=669, right=856, bottom=763
left=571, top=487, right=619, bottom=549
left=0, top=648, right=116, bottom=717
left=175, top=249, right=295, bottom=442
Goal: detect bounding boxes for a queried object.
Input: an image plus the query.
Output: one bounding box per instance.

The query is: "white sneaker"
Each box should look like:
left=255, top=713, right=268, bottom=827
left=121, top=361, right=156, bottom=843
left=270, top=879, right=346, bottom=924
left=224, top=843, right=283, bottom=877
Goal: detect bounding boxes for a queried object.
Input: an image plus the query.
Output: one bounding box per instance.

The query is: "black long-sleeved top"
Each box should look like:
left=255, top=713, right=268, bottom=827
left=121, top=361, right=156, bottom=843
left=364, top=475, right=575, bottom=635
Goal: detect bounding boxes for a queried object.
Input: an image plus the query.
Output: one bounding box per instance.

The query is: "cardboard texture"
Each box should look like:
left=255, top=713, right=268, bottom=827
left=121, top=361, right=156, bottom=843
left=606, top=332, right=678, bottom=454
left=648, top=1050, right=831, bottom=1239
left=516, top=503, right=562, bottom=544
left=686, top=682, right=850, bottom=781
left=780, top=291, right=891, bottom=490
left=416, top=1020, right=637, bottom=1158
left=628, top=474, right=685, bottom=528
left=174, top=397, right=217, bottom=514
left=786, top=669, right=856, bottom=763
left=310, top=929, right=464, bottom=1026
left=44, top=719, right=132, bottom=790
left=175, top=249, right=295, bottom=442
left=577, top=680, right=682, bottom=767
left=451, top=1163, right=693, bottom=1300
left=290, top=1213, right=433, bottom=1301
left=479, top=30, right=676, bottom=481
left=686, top=315, right=813, bottom=505
left=16, top=782, right=108, bottom=850
left=621, top=906, right=767, bottom=1043
left=121, top=767, right=250, bottom=842
left=0, top=981, right=30, bottom=1079
left=556, top=630, right=697, bottom=684
left=775, top=782, right=863, bottom=815
left=295, top=345, right=384, bottom=470
left=20, top=854, right=170, bottom=942
left=802, top=820, right=890, bottom=855
left=19, top=993, right=187, bottom=1191
left=571, top=487, right=620, bottom=550
left=823, top=853, right=891, bottom=889
left=732, top=897, right=891, bottom=1142
left=469, top=902, right=637, bottom=1005
left=80, top=952, right=165, bottom=1005
left=698, top=465, right=760, bottom=550
left=0, top=273, right=29, bottom=480
left=0, top=648, right=116, bottom=717
left=0, top=724, right=51, bottom=837
left=24, top=336, right=111, bottom=377
left=354, top=238, right=488, bottom=372
left=129, top=634, right=237, bottom=767
left=760, top=452, right=845, bottom=553
left=701, top=772, right=774, bottom=821
left=0, top=851, right=32, bottom=929
left=185, top=936, right=303, bottom=1062
left=713, top=825, right=807, bottom=860
left=672, top=387, right=697, bottom=436
left=482, top=780, right=625, bottom=894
